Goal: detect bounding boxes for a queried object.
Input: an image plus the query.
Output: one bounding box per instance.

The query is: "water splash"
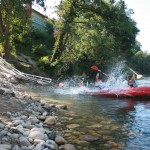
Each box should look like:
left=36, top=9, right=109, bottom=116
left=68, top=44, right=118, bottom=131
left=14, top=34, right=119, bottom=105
left=54, top=86, right=88, bottom=95
left=53, top=61, right=129, bottom=95
left=105, top=61, right=128, bottom=90
left=54, top=75, right=88, bottom=95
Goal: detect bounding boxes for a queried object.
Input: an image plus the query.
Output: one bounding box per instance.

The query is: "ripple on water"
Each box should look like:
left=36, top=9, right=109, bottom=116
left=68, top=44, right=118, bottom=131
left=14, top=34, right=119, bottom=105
left=27, top=78, right=150, bottom=150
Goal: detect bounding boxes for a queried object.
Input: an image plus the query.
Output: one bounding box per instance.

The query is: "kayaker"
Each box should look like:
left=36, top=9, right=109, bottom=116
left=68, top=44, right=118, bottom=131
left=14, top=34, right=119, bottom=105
left=95, top=72, right=105, bottom=89
left=128, top=73, right=138, bottom=88
left=95, top=72, right=100, bottom=82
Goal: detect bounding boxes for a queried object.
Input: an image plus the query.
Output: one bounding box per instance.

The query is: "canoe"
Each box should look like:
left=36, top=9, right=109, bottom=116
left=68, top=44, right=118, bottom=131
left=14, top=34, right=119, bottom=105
left=84, top=86, right=150, bottom=97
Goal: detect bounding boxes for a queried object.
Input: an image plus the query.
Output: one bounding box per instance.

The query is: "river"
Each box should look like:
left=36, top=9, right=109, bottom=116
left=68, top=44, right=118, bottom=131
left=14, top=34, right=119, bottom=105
left=30, top=77, right=150, bottom=150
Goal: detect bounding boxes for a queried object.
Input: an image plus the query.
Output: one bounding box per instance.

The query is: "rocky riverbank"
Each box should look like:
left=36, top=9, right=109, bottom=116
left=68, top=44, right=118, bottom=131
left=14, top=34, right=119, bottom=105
left=0, top=71, right=76, bottom=150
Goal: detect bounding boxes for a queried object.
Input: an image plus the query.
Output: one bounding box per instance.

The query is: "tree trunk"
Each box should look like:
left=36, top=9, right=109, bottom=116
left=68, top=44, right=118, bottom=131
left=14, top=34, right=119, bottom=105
left=3, top=35, right=11, bottom=59
left=3, top=7, right=11, bottom=59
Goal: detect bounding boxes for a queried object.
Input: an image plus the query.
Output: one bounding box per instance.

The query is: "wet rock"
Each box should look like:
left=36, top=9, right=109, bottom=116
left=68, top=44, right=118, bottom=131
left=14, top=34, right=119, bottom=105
left=64, top=144, right=76, bottom=150
left=76, top=140, right=89, bottom=146
left=47, top=131, right=56, bottom=140
left=66, top=124, right=80, bottom=129
left=55, top=135, right=67, bottom=145
left=84, top=135, right=99, bottom=142
left=56, top=105, right=67, bottom=110
left=44, top=116, right=57, bottom=125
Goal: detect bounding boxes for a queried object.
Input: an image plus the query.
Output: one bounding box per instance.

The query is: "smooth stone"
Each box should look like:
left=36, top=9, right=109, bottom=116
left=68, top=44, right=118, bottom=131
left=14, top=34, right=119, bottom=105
left=55, top=135, right=67, bottom=145
left=66, top=124, right=80, bottom=129
left=64, top=144, right=76, bottom=150
left=84, top=135, right=99, bottom=142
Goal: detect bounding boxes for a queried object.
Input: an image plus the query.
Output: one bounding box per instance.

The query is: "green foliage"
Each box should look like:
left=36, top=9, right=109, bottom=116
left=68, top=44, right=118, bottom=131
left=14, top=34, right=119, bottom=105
left=38, top=56, right=50, bottom=70
left=0, top=0, right=46, bottom=58
left=12, top=19, right=55, bottom=56
left=0, top=43, right=4, bottom=54
left=49, top=0, right=139, bottom=76
left=0, top=0, right=147, bottom=78
left=130, top=51, right=150, bottom=75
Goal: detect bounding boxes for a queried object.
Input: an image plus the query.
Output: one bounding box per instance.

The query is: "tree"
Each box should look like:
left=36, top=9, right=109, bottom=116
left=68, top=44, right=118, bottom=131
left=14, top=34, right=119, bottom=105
left=131, top=51, right=150, bottom=75
left=0, top=0, right=45, bottom=58
left=50, top=0, right=78, bottom=65
left=50, top=0, right=139, bottom=75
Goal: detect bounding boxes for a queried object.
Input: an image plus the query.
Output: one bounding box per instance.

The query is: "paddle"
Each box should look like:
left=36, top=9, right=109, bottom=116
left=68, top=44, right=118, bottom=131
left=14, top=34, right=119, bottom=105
left=129, top=67, right=142, bottom=79
left=91, top=65, right=108, bottom=76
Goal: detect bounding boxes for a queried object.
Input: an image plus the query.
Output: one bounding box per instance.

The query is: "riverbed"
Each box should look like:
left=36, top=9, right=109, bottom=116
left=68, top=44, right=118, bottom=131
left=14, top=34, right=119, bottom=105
left=29, top=77, right=150, bottom=150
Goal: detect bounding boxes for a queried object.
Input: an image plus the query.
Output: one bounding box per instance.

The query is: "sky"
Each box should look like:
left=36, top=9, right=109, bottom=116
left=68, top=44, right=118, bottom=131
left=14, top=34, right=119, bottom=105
left=34, top=0, right=150, bottom=53
left=124, top=0, right=150, bottom=53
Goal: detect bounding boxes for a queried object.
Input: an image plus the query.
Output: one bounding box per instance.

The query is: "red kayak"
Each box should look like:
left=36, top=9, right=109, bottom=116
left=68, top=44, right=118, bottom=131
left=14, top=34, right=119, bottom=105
left=84, top=86, right=150, bottom=97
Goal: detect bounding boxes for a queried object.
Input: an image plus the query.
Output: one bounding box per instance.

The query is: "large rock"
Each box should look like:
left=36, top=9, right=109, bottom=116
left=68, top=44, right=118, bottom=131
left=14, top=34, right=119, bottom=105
left=44, top=116, right=57, bottom=125
left=29, top=128, right=45, bottom=140
left=55, top=135, right=67, bottom=145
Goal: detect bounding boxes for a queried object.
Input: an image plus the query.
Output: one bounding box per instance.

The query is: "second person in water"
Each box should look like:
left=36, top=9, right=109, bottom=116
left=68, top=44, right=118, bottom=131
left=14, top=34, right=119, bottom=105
left=128, top=73, right=138, bottom=88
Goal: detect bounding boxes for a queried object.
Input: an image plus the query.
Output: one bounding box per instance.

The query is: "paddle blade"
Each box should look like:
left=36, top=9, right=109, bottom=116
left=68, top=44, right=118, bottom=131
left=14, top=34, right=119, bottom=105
left=91, top=65, right=99, bottom=71
left=136, top=74, right=142, bottom=79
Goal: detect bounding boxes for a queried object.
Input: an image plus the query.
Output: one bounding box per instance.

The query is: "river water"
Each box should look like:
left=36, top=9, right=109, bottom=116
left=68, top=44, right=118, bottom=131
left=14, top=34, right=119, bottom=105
left=31, top=77, right=150, bottom=150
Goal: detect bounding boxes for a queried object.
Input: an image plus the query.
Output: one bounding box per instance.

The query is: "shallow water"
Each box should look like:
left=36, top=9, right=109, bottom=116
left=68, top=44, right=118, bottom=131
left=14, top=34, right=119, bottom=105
left=31, top=77, right=150, bottom=150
